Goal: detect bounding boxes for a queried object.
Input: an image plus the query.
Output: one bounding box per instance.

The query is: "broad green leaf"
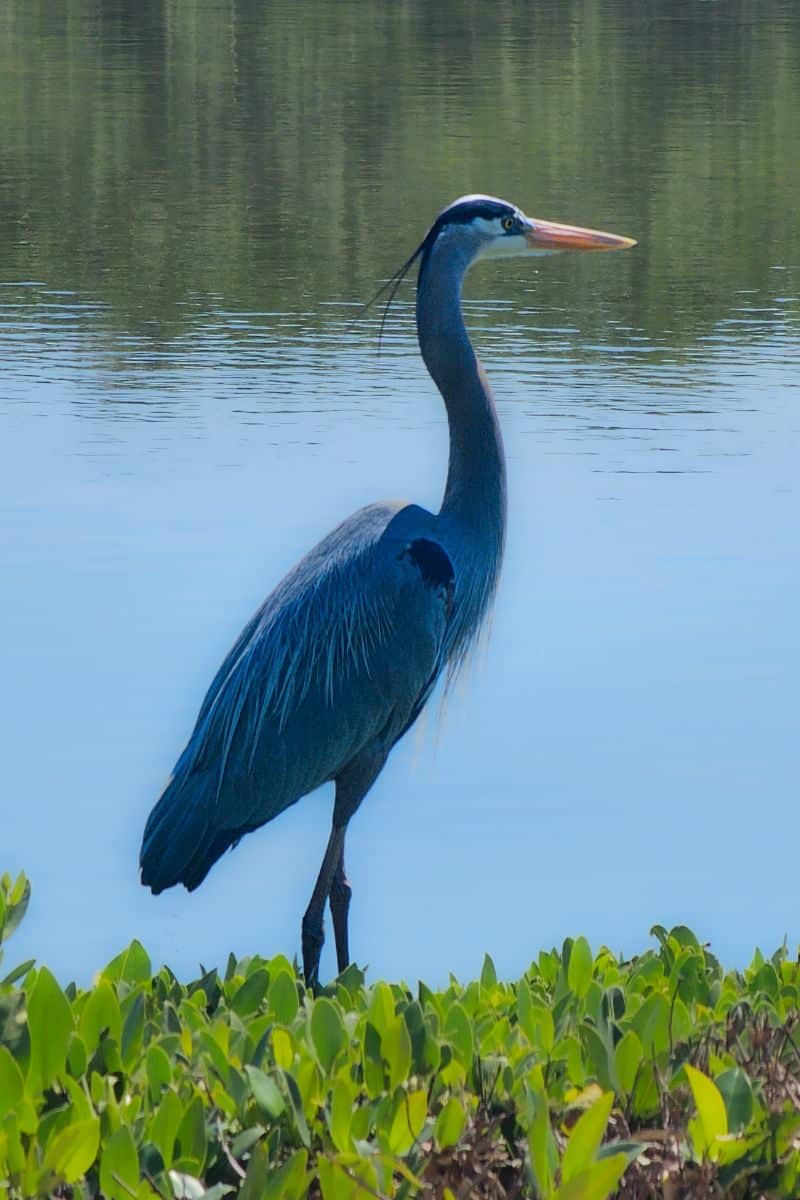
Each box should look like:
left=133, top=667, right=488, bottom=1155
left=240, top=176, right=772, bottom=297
left=272, top=1027, right=294, bottom=1069
left=44, top=1117, right=100, bottom=1183
left=146, top=1044, right=173, bottom=1102
left=368, top=982, right=396, bottom=1037
left=0, top=1046, right=24, bottom=1118
left=268, top=970, right=299, bottom=1024
left=231, top=968, right=269, bottom=1017
left=556, top=1152, right=628, bottom=1200
left=630, top=993, right=670, bottom=1056
left=480, top=954, right=497, bottom=991
left=528, top=1087, right=555, bottom=1200
left=580, top=1024, right=616, bottom=1092
left=102, top=940, right=151, bottom=985
left=520, top=1002, right=555, bottom=1055
left=245, top=1065, right=285, bottom=1118
left=561, top=1091, right=614, bottom=1184
left=27, top=966, right=73, bottom=1090
left=79, top=979, right=121, bottom=1052
left=311, top=997, right=347, bottom=1073
left=443, top=1002, right=473, bottom=1067
left=330, top=1076, right=354, bottom=1153
left=435, top=1096, right=466, bottom=1149
left=568, top=937, right=594, bottom=998
left=100, top=1126, right=139, bottom=1200
left=716, top=1067, right=754, bottom=1134
left=685, top=1064, right=727, bottom=1161
left=262, top=1147, right=307, bottom=1200
left=149, top=1088, right=183, bottom=1167
left=317, top=1156, right=377, bottom=1200
left=613, top=1030, right=643, bottom=1097
left=64, top=1031, right=86, bottom=1079
left=382, top=1016, right=412, bottom=1089
left=174, top=1094, right=207, bottom=1172
left=388, top=1088, right=427, bottom=1154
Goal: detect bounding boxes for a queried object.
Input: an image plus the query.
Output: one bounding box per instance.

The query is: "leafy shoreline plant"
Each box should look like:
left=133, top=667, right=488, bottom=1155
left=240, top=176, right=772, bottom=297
left=1, top=871, right=799, bottom=1199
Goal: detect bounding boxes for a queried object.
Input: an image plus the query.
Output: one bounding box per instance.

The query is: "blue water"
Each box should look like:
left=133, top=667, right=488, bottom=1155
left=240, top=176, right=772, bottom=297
left=3, top=285, right=799, bottom=984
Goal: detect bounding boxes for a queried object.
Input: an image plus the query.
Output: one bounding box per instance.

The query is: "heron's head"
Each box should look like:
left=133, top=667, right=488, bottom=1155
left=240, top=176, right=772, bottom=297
left=369, top=194, right=635, bottom=343
left=419, top=194, right=637, bottom=273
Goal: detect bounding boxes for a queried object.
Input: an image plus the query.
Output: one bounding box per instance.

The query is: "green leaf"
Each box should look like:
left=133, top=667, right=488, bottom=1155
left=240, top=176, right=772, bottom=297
left=435, top=1096, right=466, bottom=1149
left=102, top=940, right=151, bottom=985
left=480, top=953, right=497, bottom=991
left=149, top=1088, right=184, bottom=1167
left=317, top=1156, right=377, bottom=1200
left=561, top=1091, right=614, bottom=1184
left=231, top=968, right=269, bottom=1017
left=78, top=978, right=121, bottom=1052
left=556, top=1152, right=628, bottom=1200
left=1, top=958, right=35, bottom=989
left=44, top=1116, right=100, bottom=1184
left=0, top=876, right=30, bottom=943
left=281, top=1069, right=311, bottom=1148
left=0, top=1045, right=24, bottom=1118
left=443, top=1002, right=473, bottom=1067
left=241, top=1143, right=307, bottom=1200
left=716, top=1067, right=754, bottom=1135
left=568, top=937, right=593, bottom=998
left=121, top=989, right=146, bottom=1068
left=146, top=1043, right=173, bottom=1102
left=27, top=966, right=73, bottom=1090
left=174, top=1093, right=207, bottom=1172
left=330, top=1076, right=354, bottom=1153
left=520, top=1000, right=555, bottom=1055
left=268, top=970, right=299, bottom=1024
left=100, top=1125, right=139, bottom=1200
left=245, top=1065, right=285, bottom=1118
left=388, top=1088, right=427, bottom=1154
left=528, top=1087, right=555, bottom=1200
left=311, top=997, right=347, bottom=1073
left=381, top=1016, right=412, bottom=1089
left=613, top=1030, right=643, bottom=1098
left=685, top=1064, right=727, bottom=1161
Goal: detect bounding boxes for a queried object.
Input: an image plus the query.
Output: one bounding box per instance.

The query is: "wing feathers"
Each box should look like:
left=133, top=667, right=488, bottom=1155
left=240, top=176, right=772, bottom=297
left=140, top=503, right=454, bottom=892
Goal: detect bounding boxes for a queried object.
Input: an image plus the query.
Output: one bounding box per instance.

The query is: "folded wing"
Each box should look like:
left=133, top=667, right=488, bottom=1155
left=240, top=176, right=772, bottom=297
left=140, top=501, right=455, bottom=892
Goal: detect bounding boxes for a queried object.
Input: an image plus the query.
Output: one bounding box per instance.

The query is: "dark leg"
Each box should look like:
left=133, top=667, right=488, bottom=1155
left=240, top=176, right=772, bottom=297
left=302, top=744, right=388, bottom=989
left=329, top=844, right=352, bottom=974
left=302, top=824, right=345, bottom=991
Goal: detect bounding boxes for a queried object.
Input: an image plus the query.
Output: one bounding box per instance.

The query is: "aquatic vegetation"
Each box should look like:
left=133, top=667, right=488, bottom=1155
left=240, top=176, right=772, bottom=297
left=1, top=872, right=799, bottom=1198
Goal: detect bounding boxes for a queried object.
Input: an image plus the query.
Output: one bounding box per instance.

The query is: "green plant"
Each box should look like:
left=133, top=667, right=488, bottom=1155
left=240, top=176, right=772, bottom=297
left=1, top=876, right=800, bottom=1198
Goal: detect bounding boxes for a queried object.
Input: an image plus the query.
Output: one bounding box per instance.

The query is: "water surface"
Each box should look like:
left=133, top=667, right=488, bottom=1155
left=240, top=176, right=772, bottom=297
left=2, top=0, right=799, bottom=983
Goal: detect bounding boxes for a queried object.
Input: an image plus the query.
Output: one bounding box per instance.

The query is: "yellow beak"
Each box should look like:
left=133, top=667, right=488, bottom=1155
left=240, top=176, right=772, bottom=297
left=525, top=217, right=637, bottom=252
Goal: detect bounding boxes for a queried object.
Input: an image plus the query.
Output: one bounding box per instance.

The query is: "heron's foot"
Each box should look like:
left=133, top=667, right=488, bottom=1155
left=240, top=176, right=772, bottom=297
left=302, top=912, right=325, bottom=991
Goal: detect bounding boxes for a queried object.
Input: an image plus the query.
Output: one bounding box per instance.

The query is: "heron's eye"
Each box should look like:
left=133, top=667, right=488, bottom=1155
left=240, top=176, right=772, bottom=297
left=501, top=216, right=516, bottom=232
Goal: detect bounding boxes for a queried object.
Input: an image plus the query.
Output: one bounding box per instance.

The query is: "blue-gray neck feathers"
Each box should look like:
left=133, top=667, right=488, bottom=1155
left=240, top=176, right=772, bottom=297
left=416, top=228, right=507, bottom=671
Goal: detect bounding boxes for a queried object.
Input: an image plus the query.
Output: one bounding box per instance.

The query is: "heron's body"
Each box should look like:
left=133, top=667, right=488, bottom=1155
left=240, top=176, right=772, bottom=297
left=140, top=195, right=634, bottom=985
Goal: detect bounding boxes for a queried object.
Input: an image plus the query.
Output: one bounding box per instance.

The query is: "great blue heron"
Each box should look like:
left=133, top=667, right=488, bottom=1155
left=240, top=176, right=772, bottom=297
left=140, top=194, right=635, bottom=987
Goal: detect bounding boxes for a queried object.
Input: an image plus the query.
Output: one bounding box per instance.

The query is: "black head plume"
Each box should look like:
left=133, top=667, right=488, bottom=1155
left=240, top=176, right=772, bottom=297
left=358, top=194, right=518, bottom=351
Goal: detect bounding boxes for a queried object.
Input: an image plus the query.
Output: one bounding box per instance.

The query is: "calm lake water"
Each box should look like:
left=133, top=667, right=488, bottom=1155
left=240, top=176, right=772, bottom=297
left=2, top=0, right=799, bottom=985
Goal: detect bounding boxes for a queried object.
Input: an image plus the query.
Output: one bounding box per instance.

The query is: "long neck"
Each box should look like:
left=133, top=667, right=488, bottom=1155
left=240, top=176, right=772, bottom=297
left=416, top=237, right=507, bottom=654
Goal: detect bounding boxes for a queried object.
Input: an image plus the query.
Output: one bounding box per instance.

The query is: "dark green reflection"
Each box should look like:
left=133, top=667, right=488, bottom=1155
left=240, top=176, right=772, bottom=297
left=1, top=0, right=799, bottom=344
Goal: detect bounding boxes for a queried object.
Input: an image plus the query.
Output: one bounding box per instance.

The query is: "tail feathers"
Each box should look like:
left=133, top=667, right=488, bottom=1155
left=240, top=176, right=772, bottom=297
left=140, top=767, right=232, bottom=894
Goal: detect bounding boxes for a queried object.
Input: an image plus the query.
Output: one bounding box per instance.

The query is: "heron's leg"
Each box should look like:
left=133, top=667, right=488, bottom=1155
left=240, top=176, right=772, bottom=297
left=329, top=843, right=352, bottom=974
left=303, top=745, right=388, bottom=989
left=302, top=823, right=345, bottom=991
